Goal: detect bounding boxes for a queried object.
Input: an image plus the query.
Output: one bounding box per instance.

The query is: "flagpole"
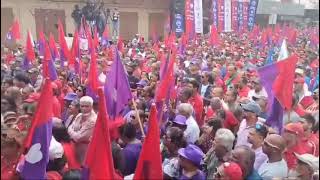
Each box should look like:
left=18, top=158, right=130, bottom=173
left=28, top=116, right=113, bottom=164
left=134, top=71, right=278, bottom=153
left=131, top=98, right=146, bottom=137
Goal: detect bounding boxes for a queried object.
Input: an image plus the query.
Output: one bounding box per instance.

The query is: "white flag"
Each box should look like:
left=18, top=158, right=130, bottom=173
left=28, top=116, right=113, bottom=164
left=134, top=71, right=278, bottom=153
left=277, top=39, right=289, bottom=61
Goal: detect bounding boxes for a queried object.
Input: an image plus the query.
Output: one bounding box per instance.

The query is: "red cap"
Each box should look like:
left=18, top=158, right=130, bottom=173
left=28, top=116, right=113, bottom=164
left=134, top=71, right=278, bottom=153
left=24, top=93, right=40, bottom=103
left=294, top=77, right=305, bottom=84
left=285, top=123, right=304, bottom=137
left=223, top=162, right=243, bottom=180
left=300, top=96, right=315, bottom=109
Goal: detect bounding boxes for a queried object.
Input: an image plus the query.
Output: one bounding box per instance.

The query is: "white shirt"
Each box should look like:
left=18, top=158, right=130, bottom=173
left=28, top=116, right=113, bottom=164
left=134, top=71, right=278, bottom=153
left=49, top=136, right=64, bottom=160
left=235, top=119, right=252, bottom=148
left=258, top=159, right=288, bottom=179
left=184, top=116, right=200, bottom=144
left=200, top=84, right=209, bottom=97
left=248, top=88, right=268, bottom=101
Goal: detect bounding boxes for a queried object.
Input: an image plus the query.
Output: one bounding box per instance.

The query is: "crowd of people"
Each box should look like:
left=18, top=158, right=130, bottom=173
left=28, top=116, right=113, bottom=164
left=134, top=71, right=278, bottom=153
left=1, top=23, right=319, bottom=180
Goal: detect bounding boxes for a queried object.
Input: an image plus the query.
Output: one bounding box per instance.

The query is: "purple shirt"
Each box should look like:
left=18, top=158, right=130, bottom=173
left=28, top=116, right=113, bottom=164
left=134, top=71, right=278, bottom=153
left=122, top=143, right=142, bottom=175
left=254, top=147, right=268, bottom=171
left=179, top=170, right=206, bottom=180
left=235, top=119, right=252, bottom=148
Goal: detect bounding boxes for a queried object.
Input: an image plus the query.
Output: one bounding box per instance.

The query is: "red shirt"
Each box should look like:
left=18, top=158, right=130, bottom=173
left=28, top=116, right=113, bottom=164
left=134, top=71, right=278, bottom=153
left=1, top=156, right=17, bottom=180
left=53, top=96, right=62, bottom=118
left=188, top=93, right=204, bottom=127
left=238, top=86, right=251, bottom=98
left=304, top=133, right=319, bottom=156
left=284, top=143, right=308, bottom=170
left=223, top=110, right=239, bottom=131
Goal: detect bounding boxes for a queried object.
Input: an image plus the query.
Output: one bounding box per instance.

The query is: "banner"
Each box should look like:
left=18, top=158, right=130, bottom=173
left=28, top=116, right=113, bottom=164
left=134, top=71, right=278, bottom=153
left=212, top=0, right=218, bottom=29
left=194, top=0, right=203, bottom=34
left=248, top=0, right=259, bottom=31
left=243, top=1, right=249, bottom=31
left=175, top=14, right=184, bottom=34
left=217, top=0, right=225, bottom=32
left=185, top=0, right=195, bottom=38
left=224, top=0, right=232, bottom=32
left=231, top=0, right=238, bottom=31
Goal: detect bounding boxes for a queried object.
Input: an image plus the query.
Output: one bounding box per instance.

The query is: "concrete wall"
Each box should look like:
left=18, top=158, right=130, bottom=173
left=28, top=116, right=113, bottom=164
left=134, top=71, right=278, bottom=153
left=1, top=0, right=170, bottom=43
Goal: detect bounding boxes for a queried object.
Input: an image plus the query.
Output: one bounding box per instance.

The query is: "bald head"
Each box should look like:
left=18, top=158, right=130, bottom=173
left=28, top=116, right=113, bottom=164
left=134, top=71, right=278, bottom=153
left=231, top=146, right=255, bottom=177
left=212, top=87, right=224, bottom=99
left=265, top=134, right=286, bottom=152
left=210, top=97, right=222, bottom=110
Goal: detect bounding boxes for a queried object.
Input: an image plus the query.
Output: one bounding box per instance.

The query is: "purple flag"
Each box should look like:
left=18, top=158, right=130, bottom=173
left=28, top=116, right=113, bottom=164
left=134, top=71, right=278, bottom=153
left=258, top=63, right=284, bottom=133
left=22, top=56, right=31, bottom=70
left=21, top=79, right=53, bottom=179
left=104, top=50, right=132, bottom=119
left=48, top=58, right=58, bottom=81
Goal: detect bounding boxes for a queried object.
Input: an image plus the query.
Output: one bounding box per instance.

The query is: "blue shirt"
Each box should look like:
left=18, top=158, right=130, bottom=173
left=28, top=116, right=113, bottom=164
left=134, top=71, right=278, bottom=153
left=246, top=170, right=263, bottom=180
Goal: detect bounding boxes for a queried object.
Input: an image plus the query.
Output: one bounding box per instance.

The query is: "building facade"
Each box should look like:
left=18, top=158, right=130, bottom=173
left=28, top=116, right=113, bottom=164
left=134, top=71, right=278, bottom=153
left=1, top=0, right=170, bottom=43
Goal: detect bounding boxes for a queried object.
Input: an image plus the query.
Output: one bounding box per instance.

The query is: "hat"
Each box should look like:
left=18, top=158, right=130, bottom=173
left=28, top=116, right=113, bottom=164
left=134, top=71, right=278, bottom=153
left=222, top=162, right=243, bottom=180
left=64, top=93, right=78, bottom=101
left=24, top=93, right=40, bottom=103
left=295, top=68, right=304, bottom=75
left=136, top=79, right=148, bottom=87
left=173, top=115, right=187, bottom=126
left=240, top=101, right=261, bottom=114
left=178, top=144, right=204, bottom=167
left=3, top=111, right=17, bottom=124
left=284, top=123, right=304, bottom=137
left=294, top=77, right=305, bottom=84
left=300, top=96, right=315, bottom=109
left=295, top=153, right=319, bottom=172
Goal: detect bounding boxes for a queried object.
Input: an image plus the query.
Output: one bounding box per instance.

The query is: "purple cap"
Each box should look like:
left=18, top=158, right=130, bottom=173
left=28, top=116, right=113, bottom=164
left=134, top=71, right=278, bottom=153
left=64, top=93, right=78, bottom=101
left=173, top=115, right=187, bottom=126
left=178, top=144, right=204, bottom=167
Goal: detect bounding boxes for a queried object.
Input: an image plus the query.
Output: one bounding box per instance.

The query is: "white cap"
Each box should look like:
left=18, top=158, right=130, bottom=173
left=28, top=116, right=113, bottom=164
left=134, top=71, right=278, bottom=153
left=49, top=136, right=64, bottom=160
left=295, top=153, right=319, bottom=171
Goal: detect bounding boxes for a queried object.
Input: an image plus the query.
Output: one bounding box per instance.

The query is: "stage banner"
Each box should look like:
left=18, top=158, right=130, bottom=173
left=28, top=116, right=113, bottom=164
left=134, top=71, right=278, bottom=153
left=212, top=0, right=218, bottom=29
left=175, top=14, right=185, bottom=34
left=242, top=1, right=249, bottom=32
left=231, top=0, right=238, bottom=31
left=217, top=0, right=225, bottom=32
left=224, top=0, right=232, bottom=32
left=194, top=0, right=203, bottom=34
left=185, top=0, right=195, bottom=38
left=248, top=0, right=259, bottom=31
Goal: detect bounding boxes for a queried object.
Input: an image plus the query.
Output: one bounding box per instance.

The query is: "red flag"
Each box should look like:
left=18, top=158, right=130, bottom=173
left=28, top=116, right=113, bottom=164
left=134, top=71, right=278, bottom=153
left=69, top=30, right=79, bottom=68
left=84, top=88, right=118, bottom=179
left=88, top=45, right=99, bottom=93
left=24, top=79, right=53, bottom=148
left=49, top=33, right=59, bottom=59
left=287, top=28, right=297, bottom=45
left=11, top=19, right=21, bottom=40
left=117, top=37, right=124, bottom=53
left=103, top=25, right=109, bottom=38
left=156, top=50, right=176, bottom=101
left=272, top=54, right=299, bottom=110
left=210, top=26, right=219, bottom=46
left=93, top=27, right=99, bottom=48
left=58, top=20, right=70, bottom=63
left=133, top=104, right=162, bottom=179
left=25, top=30, right=35, bottom=63
left=43, top=42, right=51, bottom=78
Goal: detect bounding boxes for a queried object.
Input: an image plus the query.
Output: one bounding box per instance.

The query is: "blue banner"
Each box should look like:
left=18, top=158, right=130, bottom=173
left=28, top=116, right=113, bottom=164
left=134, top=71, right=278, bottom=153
left=247, top=0, right=259, bottom=31
left=175, top=14, right=184, bottom=34
left=212, top=0, right=218, bottom=28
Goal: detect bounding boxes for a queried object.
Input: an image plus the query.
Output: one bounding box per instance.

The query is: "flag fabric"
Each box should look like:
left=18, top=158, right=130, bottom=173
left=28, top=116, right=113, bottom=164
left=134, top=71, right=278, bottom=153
left=49, top=33, right=59, bottom=60
left=156, top=50, right=176, bottom=102
left=86, top=44, right=99, bottom=100
left=133, top=104, right=163, bottom=179
left=6, top=19, right=21, bottom=41
left=210, top=26, right=220, bottom=47
left=58, top=20, right=69, bottom=67
left=101, top=25, right=110, bottom=48
left=266, top=98, right=284, bottom=134
left=43, top=42, right=58, bottom=81
left=21, top=79, right=53, bottom=179
left=38, top=31, right=46, bottom=57
left=83, top=88, right=117, bottom=179
left=104, top=50, right=132, bottom=119
left=117, top=37, right=124, bottom=53
left=277, top=39, right=289, bottom=61
left=22, top=31, right=36, bottom=70
left=69, top=30, right=79, bottom=69
left=272, top=54, right=299, bottom=110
